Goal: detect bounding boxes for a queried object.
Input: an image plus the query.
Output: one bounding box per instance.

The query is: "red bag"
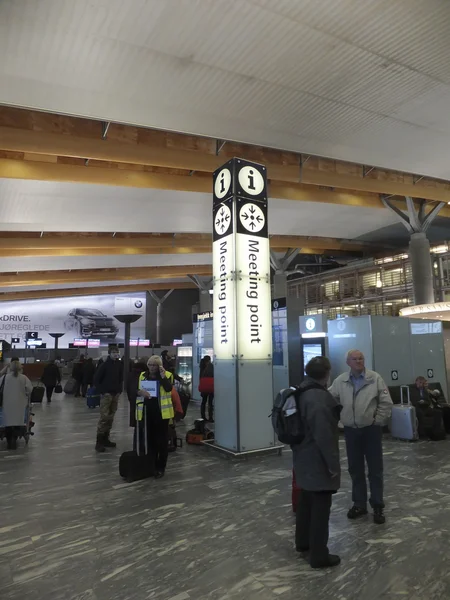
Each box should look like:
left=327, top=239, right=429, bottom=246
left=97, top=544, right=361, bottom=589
left=171, top=387, right=183, bottom=419
left=198, top=377, right=214, bottom=395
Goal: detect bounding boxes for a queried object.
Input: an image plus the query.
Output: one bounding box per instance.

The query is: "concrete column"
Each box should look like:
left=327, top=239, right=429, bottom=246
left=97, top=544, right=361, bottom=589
left=199, top=290, right=212, bottom=313
left=273, top=272, right=287, bottom=299
left=409, top=232, right=435, bottom=305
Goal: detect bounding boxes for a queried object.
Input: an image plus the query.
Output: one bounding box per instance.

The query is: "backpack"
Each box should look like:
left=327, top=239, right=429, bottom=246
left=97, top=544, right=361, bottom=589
left=271, top=383, right=323, bottom=445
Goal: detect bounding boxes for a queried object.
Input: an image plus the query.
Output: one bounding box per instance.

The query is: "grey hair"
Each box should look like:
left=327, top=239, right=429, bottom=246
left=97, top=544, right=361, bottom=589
left=346, top=349, right=364, bottom=360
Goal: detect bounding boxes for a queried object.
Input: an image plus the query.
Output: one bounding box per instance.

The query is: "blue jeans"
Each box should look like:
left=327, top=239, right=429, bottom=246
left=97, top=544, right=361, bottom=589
left=344, top=425, right=384, bottom=509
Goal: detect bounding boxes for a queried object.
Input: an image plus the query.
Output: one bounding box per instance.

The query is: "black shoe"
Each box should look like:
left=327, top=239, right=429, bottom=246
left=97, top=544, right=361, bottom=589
left=95, top=435, right=105, bottom=453
left=103, top=436, right=116, bottom=448
left=347, top=506, right=368, bottom=520
left=155, top=471, right=165, bottom=479
left=47, top=400, right=51, bottom=403
left=373, top=507, right=386, bottom=525
left=310, top=554, right=341, bottom=569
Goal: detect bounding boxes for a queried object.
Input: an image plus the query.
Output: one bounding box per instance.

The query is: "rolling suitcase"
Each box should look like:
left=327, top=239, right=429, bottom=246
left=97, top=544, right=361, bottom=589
left=391, top=385, right=418, bottom=441
left=86, top=387, right=100, bottom=409
left=119, top=401, right=155, bottom=482
left=64, top=377, right=77, bottom=395
left=31, top=384, right=45, bottom=404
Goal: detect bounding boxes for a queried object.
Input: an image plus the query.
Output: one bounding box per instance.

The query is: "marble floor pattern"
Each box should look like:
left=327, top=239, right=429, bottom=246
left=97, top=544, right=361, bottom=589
left=1, top=394, right=450, bottom=600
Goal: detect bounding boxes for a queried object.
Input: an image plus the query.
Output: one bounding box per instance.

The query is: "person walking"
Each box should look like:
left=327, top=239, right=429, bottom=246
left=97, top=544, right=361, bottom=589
left=72, top=354, right=85, bottom=398
left=292, top=356, right=341, bottom=569
left=1, top=360, right=33, bottom=449
left=136, top=355, right=174, bottom=479
left=199, top=355, right=214, bottom=422
left=82, top=357, right=96, bottom=397
left=329, top=349, right=392, bottom=525
left=40, top=359, right=61, bottom=403
left=94, top=347, right=123, bottom=452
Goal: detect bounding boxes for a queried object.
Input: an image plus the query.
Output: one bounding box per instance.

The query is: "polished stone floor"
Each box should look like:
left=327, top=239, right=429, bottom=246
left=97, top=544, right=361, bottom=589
left=2, top=393, right=450, bottom=600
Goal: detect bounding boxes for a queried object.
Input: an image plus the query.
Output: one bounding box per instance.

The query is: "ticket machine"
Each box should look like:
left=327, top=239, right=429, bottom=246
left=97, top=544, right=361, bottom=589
left=299, top=314, right=329, bottom=377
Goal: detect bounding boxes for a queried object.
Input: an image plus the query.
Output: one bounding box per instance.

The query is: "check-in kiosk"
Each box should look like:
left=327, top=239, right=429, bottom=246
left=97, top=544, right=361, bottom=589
left=299, top=314, right=329, bottom=377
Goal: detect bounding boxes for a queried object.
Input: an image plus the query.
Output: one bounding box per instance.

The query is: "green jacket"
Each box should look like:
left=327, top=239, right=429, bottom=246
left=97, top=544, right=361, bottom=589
left=329, top=369, right=393, bottom=428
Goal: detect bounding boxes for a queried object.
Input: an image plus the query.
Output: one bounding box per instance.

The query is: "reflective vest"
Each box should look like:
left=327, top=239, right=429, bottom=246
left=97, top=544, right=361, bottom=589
left=137, top=371, right=174, bottom=421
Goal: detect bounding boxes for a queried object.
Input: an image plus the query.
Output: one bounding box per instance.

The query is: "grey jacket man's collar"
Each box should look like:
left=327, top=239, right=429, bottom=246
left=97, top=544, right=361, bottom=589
left=342, top=369, right=375, bottom=383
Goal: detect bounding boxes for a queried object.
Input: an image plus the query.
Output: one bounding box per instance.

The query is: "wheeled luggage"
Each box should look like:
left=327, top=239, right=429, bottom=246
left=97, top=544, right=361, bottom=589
left=86, top=387, right=100, bottom=409
left=391, top=386, right=418, bottom=441
left=119, top=400, right=155, bottom=482
left=31, top=384, right=45, bottom=404
left=64, top=377, right=77, bottom=395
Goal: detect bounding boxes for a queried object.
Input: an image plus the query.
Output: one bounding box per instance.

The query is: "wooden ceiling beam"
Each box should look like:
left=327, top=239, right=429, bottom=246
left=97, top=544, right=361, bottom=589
left=0, top=158, right=392, bottom=212
left=0, top=264, right=212, bottom=287
left=0, top=233, right=373, bottom=254
left=0, top=281, right=197, bottom=302
left=1, top=111, right=450, bottom=203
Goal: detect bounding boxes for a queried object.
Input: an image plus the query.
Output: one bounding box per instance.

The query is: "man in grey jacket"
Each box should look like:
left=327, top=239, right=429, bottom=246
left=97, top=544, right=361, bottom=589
left=329, top=350, right=393, bottom=525
left=292, top=356, right=341, bottom=569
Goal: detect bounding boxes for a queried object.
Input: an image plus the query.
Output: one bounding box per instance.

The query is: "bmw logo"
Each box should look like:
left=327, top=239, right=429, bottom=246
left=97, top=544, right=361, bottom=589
left=134, top=300, right=143, bottom=309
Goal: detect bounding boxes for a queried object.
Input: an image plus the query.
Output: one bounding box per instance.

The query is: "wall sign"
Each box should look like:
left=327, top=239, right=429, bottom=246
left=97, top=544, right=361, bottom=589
left=391, top=370, right=398, bottom=381
left=212, top=158, right=271, bottom=360
left=427, top=368, right=434, bottom=379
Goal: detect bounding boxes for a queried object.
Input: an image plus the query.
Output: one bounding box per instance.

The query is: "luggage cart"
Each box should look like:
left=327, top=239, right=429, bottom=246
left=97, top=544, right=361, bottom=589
left=0, top=396, right=35, bottom=446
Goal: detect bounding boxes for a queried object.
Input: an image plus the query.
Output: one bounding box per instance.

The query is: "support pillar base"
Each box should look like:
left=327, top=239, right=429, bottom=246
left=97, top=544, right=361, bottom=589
left=203, top=439, right=284, bottom=459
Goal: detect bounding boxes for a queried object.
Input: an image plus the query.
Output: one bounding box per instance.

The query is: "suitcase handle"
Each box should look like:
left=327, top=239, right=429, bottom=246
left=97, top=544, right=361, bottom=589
left=400, top=385, right=411, bottom=406
left=136, top=400, right=148, bottom=457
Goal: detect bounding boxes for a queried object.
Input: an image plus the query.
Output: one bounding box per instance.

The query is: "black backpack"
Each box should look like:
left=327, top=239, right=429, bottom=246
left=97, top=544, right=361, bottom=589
left=271, top=383, right=323, bottom=445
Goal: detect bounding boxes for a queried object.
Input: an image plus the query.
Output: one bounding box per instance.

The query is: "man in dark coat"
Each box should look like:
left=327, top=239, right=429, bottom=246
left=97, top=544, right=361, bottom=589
left=292, top=356, right=341, bottom=569
left=93, top=347, right=123, bottom=452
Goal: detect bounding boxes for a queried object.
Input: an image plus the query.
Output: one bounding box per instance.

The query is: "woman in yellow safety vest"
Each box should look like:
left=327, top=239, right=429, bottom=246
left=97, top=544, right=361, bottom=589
left=137, top=355, right=174, bottom=479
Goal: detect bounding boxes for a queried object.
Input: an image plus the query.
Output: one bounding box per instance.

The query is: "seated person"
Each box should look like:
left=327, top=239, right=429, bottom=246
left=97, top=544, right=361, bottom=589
left=410, top=377, right=446, bottom=440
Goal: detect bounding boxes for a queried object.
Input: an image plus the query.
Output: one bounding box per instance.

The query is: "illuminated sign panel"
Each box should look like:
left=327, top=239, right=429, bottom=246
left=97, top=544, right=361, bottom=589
left=213, top=158, right=271, bottom=361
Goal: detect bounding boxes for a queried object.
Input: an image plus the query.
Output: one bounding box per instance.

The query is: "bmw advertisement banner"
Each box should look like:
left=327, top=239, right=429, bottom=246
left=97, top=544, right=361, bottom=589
left=0, top=293, right=146, bottom=347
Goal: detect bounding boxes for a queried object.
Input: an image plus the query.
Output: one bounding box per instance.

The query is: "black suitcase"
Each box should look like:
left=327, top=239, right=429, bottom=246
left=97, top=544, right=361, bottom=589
left=31, top=385, right=45, bottom=403
left=119, top=401, right=155, bottom=482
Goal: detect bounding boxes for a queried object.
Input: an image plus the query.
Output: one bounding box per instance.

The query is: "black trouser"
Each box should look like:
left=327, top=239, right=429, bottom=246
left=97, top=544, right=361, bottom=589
left=201, top=393, right=214, bottom=421
left=5, top=426, right=20, bottom=448
left=46, top=385, right=54, bottom=401
left=135, top=401, right=170, bottom=473
left=344, top=424, right=384, bottom=509
left=74, top=379, right=82, bottom=397
left=296, top=489, right=333, bottom=565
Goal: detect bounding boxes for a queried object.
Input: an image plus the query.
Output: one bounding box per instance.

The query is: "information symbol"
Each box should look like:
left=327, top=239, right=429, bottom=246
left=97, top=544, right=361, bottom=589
left=306, top=318, right=315, bottom=331
left=427, top=369, right=434, bottom=378
left=215, top=204, right=232, bottom=236
left=238, top=166, right=265, bottom=196
left=239, top=203, right=265, bottom=233
left=214, top=168, right=232, bottom=199
left=391, top=370, right=398, bottom=381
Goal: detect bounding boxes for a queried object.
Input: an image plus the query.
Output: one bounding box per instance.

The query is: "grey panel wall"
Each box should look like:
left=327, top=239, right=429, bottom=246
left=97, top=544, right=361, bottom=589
left=146, top=289, right=199, bottom=346
left=328, top=317, right=373, bottom=381
left=371, top=316, right=411, bottom=386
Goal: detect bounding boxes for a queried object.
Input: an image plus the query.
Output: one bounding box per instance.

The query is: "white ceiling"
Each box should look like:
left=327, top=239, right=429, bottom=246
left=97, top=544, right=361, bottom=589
left=0, top=179, right=398, bottom=238
left=2, top=0, right=450, bottom=177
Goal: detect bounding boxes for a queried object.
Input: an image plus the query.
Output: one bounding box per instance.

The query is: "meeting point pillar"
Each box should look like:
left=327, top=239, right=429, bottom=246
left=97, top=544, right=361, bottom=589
left=211, top=157, right=279, bottom=456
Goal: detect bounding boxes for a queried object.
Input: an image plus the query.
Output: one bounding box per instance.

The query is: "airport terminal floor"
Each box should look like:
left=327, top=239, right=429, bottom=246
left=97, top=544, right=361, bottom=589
left=2, top=395, right=450, bottom=600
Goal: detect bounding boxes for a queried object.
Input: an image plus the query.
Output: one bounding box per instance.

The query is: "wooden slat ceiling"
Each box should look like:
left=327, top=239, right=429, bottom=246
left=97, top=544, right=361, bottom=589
left=0, top=233, right=381, bottom=257
left=0, top=106, right=450, bottom=209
